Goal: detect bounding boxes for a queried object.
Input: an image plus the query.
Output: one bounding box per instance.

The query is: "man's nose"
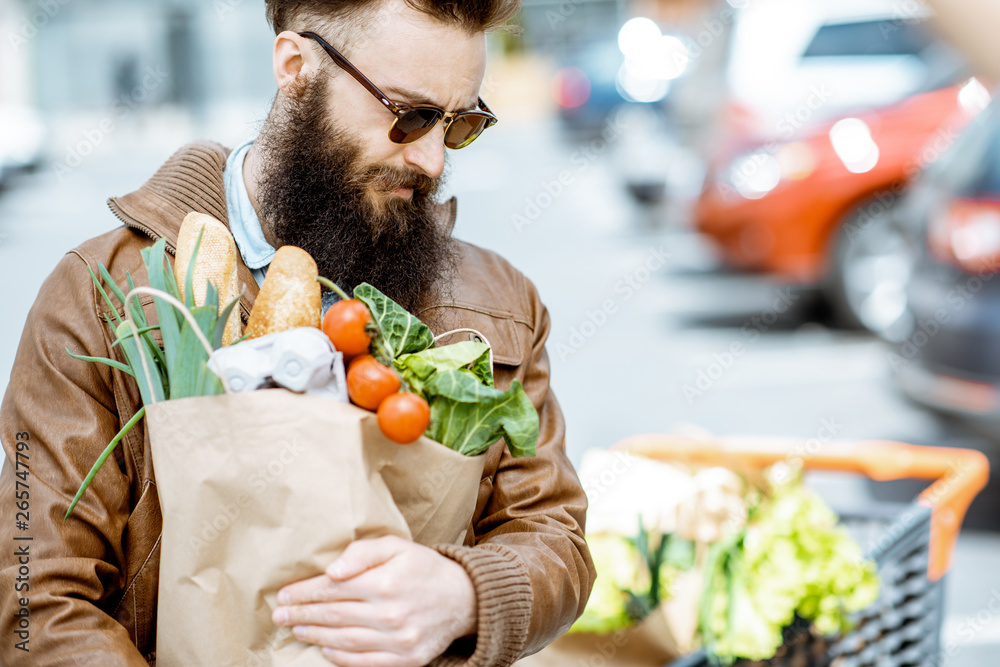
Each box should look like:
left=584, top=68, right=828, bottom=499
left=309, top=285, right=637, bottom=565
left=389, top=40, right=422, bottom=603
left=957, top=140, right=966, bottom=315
left=401, top=124, right=446, bottom=179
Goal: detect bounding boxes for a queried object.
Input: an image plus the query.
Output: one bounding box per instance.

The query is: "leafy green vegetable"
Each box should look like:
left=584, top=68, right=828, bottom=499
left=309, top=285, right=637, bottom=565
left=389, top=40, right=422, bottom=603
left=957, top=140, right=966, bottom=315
left=398, top=342, right=493, bottom=384
left=66, top=237, right=235, bottom=517
left=624, top=521, right=696, bottom=622
left=143, top=240, right=182, bottom=384
left=698, top=481, right=880, bottom=663
left=65, top=349, right=134, bottom=377
left=354, top=283, right=434, bottom=358
left=569, top=526, right=693, bottom=635
left=425, top=368, right=500, bottom=403
left=116, top=320, right=165, bottom=404
left=427, top=378, right=538, bottom=457
left=394, top=341, right=491, bottom=396
left=356, top=283, right=538, bottom=458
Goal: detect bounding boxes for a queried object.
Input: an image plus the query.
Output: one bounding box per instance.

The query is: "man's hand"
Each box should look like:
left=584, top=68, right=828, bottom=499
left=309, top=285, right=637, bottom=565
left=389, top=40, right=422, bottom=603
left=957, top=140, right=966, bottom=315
left=272, top=536, right=477, bottom=666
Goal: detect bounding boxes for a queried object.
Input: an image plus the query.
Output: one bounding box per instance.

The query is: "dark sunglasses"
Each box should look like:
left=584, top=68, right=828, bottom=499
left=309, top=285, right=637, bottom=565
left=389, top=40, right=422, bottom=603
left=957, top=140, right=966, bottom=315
left=298, top=31, right=498, bottom=149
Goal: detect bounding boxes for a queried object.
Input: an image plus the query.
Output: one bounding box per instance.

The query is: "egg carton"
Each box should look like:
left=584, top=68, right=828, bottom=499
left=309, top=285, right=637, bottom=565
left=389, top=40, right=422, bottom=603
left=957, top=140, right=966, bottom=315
left=208, top=327, right=348, bottom=402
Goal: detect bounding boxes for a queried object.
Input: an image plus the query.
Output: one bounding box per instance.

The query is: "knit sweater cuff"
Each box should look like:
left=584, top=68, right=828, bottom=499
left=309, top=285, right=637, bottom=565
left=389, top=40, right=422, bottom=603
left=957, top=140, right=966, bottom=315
left=430, top=543, right=534, bottom=667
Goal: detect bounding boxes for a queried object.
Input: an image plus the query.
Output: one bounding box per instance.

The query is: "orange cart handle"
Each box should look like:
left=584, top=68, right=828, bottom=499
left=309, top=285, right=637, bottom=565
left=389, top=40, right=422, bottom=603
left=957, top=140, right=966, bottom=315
left=614, top=435, right=990, bottom=581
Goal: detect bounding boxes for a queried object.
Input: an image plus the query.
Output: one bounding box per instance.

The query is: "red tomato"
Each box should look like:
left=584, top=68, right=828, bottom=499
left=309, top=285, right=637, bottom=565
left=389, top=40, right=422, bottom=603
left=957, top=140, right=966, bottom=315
left=377, top=393, right=431, bottom=444
left=346, top=355, right=400, bottom=411
left=322, top=299, right=372, bottom=358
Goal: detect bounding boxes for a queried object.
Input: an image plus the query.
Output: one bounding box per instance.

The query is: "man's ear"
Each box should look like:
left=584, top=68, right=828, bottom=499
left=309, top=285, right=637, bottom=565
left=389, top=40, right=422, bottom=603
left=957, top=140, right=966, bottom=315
left=273, top=31, right=312, bottom=98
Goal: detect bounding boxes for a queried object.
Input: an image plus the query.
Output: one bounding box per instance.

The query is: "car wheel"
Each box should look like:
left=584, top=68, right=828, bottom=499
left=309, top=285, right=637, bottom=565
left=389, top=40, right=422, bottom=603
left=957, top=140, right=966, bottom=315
left=826, top=193, right=915, bottom=340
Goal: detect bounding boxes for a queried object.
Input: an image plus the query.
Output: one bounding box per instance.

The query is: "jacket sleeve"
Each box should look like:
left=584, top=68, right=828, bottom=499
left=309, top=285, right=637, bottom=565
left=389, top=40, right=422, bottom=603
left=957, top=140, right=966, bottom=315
left=0, top=251, right=148, bottom=665
left=431, top=276, right=596, bottom=667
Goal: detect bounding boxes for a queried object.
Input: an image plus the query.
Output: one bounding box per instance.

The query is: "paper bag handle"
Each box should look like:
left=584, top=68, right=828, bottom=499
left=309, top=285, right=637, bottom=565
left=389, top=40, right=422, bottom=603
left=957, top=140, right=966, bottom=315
left=122, top=286, right=232, bottom=399
left=434, top=328, right=495, bottom=373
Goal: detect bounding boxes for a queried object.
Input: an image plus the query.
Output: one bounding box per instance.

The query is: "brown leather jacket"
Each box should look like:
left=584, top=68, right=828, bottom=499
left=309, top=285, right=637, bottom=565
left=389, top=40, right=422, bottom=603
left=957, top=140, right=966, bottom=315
left=0, top=142, right=594, bottom=666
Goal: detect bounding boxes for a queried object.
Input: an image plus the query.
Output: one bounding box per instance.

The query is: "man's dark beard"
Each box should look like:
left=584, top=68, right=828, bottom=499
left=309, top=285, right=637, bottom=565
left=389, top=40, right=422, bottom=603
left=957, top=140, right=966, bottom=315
left=254, top=76, right=457, bottom=312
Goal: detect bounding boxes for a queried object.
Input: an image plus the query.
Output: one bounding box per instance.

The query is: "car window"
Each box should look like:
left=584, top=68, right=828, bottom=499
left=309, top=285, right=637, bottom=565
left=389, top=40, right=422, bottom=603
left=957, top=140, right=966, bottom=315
left=922, top=100, right=1000, bottom=195
left=802, top=20, right=934, bottom=58
left=962, top=113, right=1000, bottom=197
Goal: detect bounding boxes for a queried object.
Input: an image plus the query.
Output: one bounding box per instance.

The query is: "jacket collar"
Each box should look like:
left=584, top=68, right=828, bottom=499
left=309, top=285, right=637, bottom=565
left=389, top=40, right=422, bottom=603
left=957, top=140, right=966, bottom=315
left=106, top=141, right=458, bottom=324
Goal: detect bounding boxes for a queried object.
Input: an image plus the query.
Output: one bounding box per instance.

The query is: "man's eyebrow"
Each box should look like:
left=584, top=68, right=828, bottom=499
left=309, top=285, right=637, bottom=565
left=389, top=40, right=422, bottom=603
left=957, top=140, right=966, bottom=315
left=382, top=85, right=478, bottom=111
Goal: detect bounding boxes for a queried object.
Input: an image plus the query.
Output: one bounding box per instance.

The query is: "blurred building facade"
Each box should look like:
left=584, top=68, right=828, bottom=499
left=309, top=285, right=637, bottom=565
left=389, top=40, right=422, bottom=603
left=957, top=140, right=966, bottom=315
left=6, top=0, right=274, bottom=116
left=0, top=0, right=729, bottom=158
left=5, top=0, right=720, bottom=111
left=0, top=0, right=33, bottom=106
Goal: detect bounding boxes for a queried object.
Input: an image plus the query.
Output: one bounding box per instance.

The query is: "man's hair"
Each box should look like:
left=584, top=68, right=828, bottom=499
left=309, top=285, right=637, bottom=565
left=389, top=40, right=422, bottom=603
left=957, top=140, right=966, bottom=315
left=266, top=0, right=520, bottom=41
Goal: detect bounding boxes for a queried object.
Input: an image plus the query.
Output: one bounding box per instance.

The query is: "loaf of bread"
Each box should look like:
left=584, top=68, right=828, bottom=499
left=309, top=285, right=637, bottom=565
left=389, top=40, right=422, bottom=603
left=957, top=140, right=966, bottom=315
left=245, top=245, right=321, bottom=338
left=174, top=212, right=242, bottom=346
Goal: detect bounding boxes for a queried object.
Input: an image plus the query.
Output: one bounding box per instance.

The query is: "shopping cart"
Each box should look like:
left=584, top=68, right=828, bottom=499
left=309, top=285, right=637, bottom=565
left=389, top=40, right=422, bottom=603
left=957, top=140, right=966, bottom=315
left=614, top=435, right=990, bottom=667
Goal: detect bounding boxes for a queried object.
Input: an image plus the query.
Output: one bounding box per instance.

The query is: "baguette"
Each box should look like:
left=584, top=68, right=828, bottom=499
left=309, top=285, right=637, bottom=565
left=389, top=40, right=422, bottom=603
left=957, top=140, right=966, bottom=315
left=174, top=212, right=242, bottom=346
left=245, top=246, right=321, bottom=338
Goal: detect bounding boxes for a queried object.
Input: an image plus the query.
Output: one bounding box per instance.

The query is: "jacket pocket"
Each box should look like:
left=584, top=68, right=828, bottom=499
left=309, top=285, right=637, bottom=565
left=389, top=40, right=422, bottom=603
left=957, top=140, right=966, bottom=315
left=113, top=479, right=162, bottom=653
left=470, top=476, right=495, bottom=546
left=423, top=306, right=528, bottom=368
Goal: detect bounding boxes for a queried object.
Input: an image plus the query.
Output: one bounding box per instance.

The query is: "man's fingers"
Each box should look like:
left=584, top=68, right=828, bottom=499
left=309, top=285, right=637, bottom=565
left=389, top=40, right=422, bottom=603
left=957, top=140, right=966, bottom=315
left=291, top=624, right=398, bottom=653
left=273, top=601, right=407, bottom=631
left=320, top=647, right=411, bottom=667
left=277, top=573, right=370, bottom=605
left=327, top=536, right=406, bottom=581
left=278, top=536, right=412, bottom=605
left=278, top=573, right=336, bottom=605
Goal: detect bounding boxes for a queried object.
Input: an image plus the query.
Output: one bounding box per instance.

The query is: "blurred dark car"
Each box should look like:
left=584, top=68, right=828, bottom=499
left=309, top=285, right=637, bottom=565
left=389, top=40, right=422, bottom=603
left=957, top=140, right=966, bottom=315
left=893, top=98, right=1000, bottom=435
left=552, top=16, right=687, bottom=138
left=553, top=40, right=629, bottom=136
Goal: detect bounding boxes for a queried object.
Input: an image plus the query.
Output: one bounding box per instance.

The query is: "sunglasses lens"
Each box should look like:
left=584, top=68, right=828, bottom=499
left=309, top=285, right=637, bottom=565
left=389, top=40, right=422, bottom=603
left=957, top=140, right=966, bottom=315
left=444, top=113, right=492, bottom=149
left=390, top=107, right=443, bottom=143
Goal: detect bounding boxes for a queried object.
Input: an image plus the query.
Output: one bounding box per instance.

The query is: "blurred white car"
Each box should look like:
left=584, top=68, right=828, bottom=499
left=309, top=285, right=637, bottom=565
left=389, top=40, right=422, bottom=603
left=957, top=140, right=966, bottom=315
left=0, top=105, right=46, bottom=184
left=725, top=0, right=963, bottom=137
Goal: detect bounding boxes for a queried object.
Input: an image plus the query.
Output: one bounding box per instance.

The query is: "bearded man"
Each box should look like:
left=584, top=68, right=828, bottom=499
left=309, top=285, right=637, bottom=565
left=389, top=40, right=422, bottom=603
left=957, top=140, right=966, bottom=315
left=0, top=1, right=594, bottom=665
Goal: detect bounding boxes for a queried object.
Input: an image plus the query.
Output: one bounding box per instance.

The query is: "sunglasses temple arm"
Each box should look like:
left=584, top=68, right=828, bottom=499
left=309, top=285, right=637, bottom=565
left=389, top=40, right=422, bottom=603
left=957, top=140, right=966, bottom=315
left=477, top=97, right=497, bottom=121
left=298, top=31, right=404, bottom=115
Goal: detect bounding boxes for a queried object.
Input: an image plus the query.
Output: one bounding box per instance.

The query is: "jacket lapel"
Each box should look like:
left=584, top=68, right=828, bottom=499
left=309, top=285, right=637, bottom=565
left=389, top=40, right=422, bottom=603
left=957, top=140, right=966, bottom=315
left=107, top=141, right=260, bottom=324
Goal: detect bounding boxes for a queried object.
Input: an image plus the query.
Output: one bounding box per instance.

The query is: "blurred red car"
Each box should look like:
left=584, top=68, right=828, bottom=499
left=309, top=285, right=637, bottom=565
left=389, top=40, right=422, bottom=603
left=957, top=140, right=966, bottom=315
left=695, top=81, right=987, bottom=334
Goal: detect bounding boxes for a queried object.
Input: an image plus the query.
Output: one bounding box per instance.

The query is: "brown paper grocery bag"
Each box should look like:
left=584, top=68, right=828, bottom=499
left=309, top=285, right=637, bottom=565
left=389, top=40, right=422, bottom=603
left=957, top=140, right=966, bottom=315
left=360, top=416, right=487, bottom=546
left=147, top=388, right=486, bottom=667
left=516, top=607, right=682, bottom=667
